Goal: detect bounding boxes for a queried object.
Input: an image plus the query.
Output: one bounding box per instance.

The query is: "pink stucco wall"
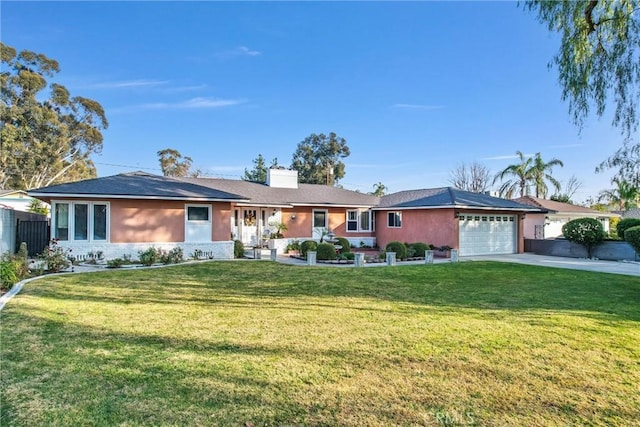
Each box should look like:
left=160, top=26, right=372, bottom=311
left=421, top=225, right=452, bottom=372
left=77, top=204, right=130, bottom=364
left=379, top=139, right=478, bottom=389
left=522, top=213, right=545, bottom=239
left=280, top=207, right=375, bottom=239
left=375, top=209, right=457, bottom=249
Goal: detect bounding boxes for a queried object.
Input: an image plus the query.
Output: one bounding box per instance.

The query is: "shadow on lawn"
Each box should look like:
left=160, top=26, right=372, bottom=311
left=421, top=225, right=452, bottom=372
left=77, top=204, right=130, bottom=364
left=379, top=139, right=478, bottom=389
left=0, top=311, right=359, bottom=426
left=34, top=261, right=640, bottom=322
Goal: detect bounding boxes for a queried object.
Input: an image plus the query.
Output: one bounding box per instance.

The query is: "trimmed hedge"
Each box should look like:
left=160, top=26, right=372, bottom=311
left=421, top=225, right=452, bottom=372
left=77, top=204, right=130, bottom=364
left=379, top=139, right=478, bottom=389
left=335, top=237, right=351, bottom=253
left=407, top=242, right=430, bottom=258
left=317, top=243, right=337, bottom=260
left=623, top=225, right=640, bottom=254
left=617, top=218, right=640, bottom=240
left=300, top=240, right=318, bottom=258
left=385, top=241, right=407, bottom=260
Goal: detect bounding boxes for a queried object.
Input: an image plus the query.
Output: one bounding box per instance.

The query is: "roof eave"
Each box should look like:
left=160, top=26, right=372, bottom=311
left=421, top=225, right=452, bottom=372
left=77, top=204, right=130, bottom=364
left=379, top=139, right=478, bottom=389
left=28, top=192, right=249, bottom=203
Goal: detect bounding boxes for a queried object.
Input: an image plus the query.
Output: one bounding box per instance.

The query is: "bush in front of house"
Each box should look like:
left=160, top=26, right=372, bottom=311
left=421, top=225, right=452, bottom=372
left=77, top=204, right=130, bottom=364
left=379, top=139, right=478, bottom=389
left=317, top=243, right=337, bottom=260
left=300, top=240, right=318, bottom=258
left=40, top=240, right=72, bottom=273
left=385, top=241, right=407, bottom=260
left=139, top=247, right=163, bottom=266
left=562, top=217, right=605, bottom=258
left=234, top=240, right=245, bottom=258
left=161, top=247, right=184, bottom=264
left=407, top=242, right=431, bottom=258
left=616, top=218, right=640, bottom=240
left=623, top=225, right=640, bottom=255
left=335, top=237, right=351, bottom=253
left=0, top=247, right=30, bottom=290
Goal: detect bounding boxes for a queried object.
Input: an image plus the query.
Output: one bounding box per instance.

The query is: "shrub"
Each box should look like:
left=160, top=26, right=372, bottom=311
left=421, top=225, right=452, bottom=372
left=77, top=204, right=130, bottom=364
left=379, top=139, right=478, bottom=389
left=608, top=217, right=621, bottom=239
left=617, top=218, right=640, bottom=240
left=341, top=252, right=355, bottom=260
left=317, top=243, right=337, bottom=260
left=161, top=247, right=184, bottom=264
left=335, top=237, right=351, bottom=253
left=234, top=240, right=245, bottom=259
left=40, top=240, right=72, bottom=273
left=562, top=217, right=605, bottom=258
left=285, top=240, right=300, bottom=253
left=106, top=258, right=125, bottom=268
left=0, top=253, right=27, bottom=290
left=407, top=242, right=430, bottom=258
left=300, top=240, right=318, bottom=258
left=623, top=225, right=640, bottom=254
left=139, top=247, right=163, bottom=266
left=385, top=241, right=407, bottom=260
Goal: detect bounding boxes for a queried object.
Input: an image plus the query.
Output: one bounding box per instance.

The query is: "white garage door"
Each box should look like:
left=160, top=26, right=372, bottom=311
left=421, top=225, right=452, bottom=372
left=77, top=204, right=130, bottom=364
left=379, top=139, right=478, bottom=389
left=458, top=214, right=516, bottom=256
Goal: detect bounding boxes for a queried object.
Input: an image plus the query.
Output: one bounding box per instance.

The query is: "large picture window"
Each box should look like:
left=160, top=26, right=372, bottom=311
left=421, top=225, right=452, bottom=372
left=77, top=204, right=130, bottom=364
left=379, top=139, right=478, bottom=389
left=53, top=201, right=109, bottom=242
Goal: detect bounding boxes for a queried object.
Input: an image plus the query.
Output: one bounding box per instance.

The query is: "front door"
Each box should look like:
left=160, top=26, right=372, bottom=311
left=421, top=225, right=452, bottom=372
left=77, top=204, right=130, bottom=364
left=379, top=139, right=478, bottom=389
left=242, top=209, right=258, bottom=246
left=312, top=209, right=328, bottom=240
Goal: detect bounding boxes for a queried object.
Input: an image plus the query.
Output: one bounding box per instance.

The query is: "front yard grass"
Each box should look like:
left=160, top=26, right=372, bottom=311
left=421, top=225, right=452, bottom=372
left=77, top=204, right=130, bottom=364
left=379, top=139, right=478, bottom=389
left=1, top=261, right=639, bottom=426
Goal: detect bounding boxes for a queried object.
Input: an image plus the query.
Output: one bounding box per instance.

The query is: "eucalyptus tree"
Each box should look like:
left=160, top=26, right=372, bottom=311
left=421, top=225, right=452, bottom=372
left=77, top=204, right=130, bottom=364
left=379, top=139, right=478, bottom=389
left=291, top=132, right=350, bottom=186
left=0, top=43, right=108, bottom=190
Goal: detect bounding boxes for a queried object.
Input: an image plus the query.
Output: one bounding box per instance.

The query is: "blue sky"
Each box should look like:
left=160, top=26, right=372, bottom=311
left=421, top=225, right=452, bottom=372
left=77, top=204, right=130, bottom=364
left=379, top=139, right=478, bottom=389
left=1, top=1, right=625, bottom=202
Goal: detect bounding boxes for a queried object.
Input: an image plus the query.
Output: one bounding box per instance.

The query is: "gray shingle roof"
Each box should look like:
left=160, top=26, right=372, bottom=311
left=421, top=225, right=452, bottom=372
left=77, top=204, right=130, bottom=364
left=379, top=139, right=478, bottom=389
left=29, top=172, right=248, bottom=201
left=514, top=196, right=618, bottom=216
left=178, top=177, right=380, bottom=207
left=377, top=187, right=543, bottom=211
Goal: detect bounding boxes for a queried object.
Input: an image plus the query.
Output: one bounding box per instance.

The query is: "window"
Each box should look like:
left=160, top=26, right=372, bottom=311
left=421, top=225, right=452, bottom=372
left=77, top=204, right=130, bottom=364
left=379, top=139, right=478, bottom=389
left=347, top=211, right=358, bottom=231
left=313, top=210, right=327, bottom=228
left=387, top=212, right=402, bottom=228
left=93, top=204, right=107, bottom=240
left=346, top=210, right=373, bottom=232
left=360, top=210, right=371, bottom=231
left=54, top=203, right=69, bottom=240
left=53, top=201, right=109, bottom=242
left=188, top=206, right=209, bottom=221
left=74, top=204, right=88, bottom=240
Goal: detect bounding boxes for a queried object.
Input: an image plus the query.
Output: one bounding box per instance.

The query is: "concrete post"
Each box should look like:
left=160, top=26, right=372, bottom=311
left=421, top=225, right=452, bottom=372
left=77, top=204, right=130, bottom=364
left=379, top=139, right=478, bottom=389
left=386, top=252, right=396, bottom=266
left=450, top=249, right=459, bottom=262
left=354, top=252, right=365, bottom=267
left=254, top=248, right=262, bottom=259
left=307, top=251, right=317, bottom=266
left=270, top=248, right=277, bottom=261
left=425, top=250, right=434, bottom=264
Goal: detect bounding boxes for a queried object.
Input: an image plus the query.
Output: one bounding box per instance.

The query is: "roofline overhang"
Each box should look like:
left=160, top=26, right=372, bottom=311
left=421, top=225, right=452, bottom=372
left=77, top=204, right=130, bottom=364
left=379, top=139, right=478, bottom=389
left=28, top=192, right=249, bottom=203
left=289, top=202, right=377, bottom=208
left=234, top=203, right=295, bottom=208
left=372, top=205, right=546, bottom=213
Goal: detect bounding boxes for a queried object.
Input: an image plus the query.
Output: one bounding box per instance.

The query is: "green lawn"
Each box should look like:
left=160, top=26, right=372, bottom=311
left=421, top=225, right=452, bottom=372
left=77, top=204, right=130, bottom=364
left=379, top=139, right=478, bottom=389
left=1, top=261, right=639, bottom=426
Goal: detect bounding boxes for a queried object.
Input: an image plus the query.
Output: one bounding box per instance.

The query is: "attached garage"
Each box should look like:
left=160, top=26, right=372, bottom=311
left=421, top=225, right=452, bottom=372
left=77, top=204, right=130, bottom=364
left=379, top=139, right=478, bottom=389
left=458, top=214, right=517, bottom=256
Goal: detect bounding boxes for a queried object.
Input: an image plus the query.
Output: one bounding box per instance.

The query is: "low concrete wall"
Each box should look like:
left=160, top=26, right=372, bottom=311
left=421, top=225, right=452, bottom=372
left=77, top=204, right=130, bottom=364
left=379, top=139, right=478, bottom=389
left=56, top=241, right=235, bottom=261
left=525, top=239, right=640, bottom=261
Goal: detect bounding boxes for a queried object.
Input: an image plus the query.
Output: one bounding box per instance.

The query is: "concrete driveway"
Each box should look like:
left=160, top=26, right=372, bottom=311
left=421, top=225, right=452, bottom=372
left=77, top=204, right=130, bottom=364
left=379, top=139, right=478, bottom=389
left=463, top=253, right=640, bottom=277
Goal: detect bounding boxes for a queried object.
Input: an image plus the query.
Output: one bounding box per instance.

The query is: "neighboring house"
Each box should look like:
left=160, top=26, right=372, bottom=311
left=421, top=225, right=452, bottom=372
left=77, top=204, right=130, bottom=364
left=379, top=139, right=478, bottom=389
left=375, top=188, right=542, bottom=256
left=618, top=208, right=640, bottom=219
left=29, top=169, right=542, bottom=260
left=514, top=196, right=618, bottom=239
left=0, top=189, right=49, bottom=214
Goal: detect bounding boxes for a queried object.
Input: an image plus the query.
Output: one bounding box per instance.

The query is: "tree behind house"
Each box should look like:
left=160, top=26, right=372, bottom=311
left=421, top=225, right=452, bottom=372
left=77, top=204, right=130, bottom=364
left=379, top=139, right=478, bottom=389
left=291, top=133, right=350, bottom=185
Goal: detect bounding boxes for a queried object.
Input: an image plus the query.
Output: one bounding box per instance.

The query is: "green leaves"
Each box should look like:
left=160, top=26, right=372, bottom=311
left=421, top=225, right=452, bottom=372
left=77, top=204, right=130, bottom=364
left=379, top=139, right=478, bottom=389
left=291, top=132, right=350, bottom=185
left=0, top=42, right=107, bottom=190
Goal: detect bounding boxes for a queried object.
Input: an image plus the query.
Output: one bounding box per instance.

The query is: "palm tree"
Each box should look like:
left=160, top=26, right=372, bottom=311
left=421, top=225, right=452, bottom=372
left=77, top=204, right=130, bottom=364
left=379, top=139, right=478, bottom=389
left=528, top=152, right=564, bottom=198
left=598, top=178, right=639, bottom=210
left=493, top=151, right=533, bottom=198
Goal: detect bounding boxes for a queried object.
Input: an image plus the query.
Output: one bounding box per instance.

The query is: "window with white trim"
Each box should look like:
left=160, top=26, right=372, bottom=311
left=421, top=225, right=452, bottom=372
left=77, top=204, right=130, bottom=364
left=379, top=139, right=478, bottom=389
left=346, top=210, right=373, bottom=232
left=387, top=211, right=402, bottom=228
left=52, top=201, right=109, bottom=242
